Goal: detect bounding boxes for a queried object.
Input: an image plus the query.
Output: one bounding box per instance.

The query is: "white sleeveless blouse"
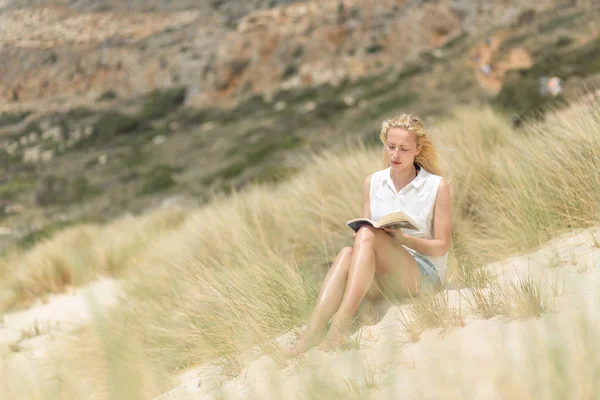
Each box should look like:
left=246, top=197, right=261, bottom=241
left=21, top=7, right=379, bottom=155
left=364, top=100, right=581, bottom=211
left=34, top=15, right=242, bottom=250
left=369, top=166, right=448, bottom=280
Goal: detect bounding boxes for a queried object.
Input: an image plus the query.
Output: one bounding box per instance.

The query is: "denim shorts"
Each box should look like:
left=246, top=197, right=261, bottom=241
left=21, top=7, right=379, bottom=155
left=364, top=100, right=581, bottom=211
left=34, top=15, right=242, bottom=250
left=412, top=253, right=441, bottom=290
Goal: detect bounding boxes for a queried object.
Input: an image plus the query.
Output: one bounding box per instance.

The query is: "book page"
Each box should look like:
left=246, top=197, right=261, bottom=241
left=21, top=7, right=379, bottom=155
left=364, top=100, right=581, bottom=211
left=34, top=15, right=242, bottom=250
left=375, top=211, right=419, bottom=231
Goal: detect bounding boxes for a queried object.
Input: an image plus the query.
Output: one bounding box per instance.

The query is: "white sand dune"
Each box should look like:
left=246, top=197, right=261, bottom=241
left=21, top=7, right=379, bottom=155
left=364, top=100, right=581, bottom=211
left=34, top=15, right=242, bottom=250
left=0, top=277, right=122, bottom=399
left=158, top=227, right=600, bottom=400
left=0, top=277, right=122, bottom=358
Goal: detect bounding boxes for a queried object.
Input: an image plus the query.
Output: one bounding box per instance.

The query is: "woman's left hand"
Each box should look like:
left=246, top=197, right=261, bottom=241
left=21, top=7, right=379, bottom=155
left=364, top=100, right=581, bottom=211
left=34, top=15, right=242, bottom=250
left=382, top=228, right=405, bottom=244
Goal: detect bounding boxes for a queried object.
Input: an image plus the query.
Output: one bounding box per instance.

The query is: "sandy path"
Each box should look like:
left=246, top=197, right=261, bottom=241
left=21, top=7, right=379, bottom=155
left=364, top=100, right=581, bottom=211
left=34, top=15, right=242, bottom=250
left=157, top=227, right=600, bottom=399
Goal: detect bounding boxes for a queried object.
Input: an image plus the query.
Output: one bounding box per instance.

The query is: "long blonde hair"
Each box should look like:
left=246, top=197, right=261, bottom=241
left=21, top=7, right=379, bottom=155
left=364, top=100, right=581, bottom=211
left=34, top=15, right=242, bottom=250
left=379, top=114, right=442, bottom=176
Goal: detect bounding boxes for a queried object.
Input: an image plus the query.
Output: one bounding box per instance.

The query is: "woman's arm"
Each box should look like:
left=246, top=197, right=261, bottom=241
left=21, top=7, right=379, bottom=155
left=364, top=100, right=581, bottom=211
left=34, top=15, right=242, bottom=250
left=385, top=178, right=452, bottom=257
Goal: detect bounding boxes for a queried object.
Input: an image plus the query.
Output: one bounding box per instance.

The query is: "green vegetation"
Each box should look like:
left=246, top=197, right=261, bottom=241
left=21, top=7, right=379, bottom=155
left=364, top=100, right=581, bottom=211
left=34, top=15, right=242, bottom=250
left=273, top=83, right=342, bottom=106
left=139, top=165, right=179, bottom=194
left=209, top=134, right=303, bottom=184
left=0, top=177, right=35, bottom=200
left=537, top=11, right=584, bottom=34
left=493, top=77, right=567, bottom=120
left=362, top=92, right=418, bottom=119
left=34, top=175, right=96, bottom=206
left=150, top=122, right=172, bottom=137
left=176, top=64, right=415, bottom=133
left=65, top=107, right=94, bottom=120
left=178, top=106, right=227, bottom=126
left=0, top=111, right=31, bottom=128
left=78, top=111, right=144, bottom=148
left=555, top=35, right=573, bottom=48
left=497, top=33, right=529, bottom=53
left=97, top=90, right=118, bottom=101
left=0, top=152, right=21, bottom=168
left=419, top=50, right=437, bottom=64
left=139, top=87, right=187, bottom=120
left=531, top=37, right=600, bottom=78
left=494, top=37, right=600, bottom=119
left=311, top=99, right=348, bottom=120
left=441, top=31, right=469, bottom=51
left=245, top=135, right=301, bottom=164
left=17, top=218, right=99, bottom=250
left=17, top=121, right=42, bottom=137
left=95, top=112, right=141, bottom=137
left=122, top=148, right=146, bottom=168
left=396, top=63, right=424, bottom=80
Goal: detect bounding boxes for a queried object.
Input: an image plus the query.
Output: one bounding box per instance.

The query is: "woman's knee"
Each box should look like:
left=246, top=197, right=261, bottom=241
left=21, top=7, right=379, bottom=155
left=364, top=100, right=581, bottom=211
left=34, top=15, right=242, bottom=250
left=331, top=247, right=352, bottom=269
left=340, top=246, right=353, bottom=257
left=356, top=226, right=377, bottom=245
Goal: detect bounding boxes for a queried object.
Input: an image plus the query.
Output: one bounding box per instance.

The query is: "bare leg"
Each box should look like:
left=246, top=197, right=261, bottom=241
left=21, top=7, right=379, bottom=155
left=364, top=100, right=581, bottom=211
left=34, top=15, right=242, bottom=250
left=285, top=247, right=353, bottom=356
left=320, top=226, right=421, bottom=349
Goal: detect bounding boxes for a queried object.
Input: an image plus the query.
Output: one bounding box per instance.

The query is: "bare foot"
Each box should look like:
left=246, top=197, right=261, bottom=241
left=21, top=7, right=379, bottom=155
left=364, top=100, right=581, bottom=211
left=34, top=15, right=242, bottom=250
left=317, top=325, right=347, bottom=352
left=284, top=331, right=321, bottom=357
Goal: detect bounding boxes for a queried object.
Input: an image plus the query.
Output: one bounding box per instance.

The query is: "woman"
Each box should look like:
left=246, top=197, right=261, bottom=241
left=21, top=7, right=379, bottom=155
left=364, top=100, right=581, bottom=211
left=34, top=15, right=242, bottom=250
left=286, top=113, right=452, bottom=355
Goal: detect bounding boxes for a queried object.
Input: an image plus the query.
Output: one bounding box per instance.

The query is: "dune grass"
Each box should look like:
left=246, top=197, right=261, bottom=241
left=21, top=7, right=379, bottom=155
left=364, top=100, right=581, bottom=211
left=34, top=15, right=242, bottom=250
left=0, top=208, right=187, bottom=311
left=1, top=97, right=600, bottom=398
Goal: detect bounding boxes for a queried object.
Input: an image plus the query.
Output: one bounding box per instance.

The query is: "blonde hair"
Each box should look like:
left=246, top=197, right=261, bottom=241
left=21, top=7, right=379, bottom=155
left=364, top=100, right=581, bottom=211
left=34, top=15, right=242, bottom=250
left=379, top=113, right=442, bottom=176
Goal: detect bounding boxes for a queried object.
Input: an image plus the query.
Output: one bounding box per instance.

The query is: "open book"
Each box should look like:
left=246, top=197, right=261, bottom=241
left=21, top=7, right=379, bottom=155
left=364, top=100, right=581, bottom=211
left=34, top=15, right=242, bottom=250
left=346, top=211, right=420, bottom=233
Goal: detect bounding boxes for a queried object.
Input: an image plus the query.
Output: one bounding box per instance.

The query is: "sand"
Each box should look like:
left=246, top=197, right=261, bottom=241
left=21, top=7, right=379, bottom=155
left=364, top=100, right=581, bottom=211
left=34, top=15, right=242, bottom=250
left=0, top=277, right=121, bottom=358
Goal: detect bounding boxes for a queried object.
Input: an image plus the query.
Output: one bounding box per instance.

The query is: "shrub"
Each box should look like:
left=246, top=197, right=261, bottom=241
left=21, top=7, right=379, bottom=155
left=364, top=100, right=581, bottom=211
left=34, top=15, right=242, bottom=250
left=441, top=31, right=469, bottom=51
left=0, top=177, right=35, bottom=200
left=122, top=148, right=146, bottom=168
left=531, top=37, right=600, bottom=78
left=34, top=175, right=95, bottom=206
left=312, top=99, right=348, bottom=120
left=66, top=107, right=94, bottom=120
left=93, top=112, right=142, bottom=139
left=492, top=37, right=600, bottom=119
left=537, top=12, right=583, bottom=34
left=493, top=76, right=567, bottom=120
left=555, top=36, right=573, bottom=48
left=17, top=121, right=42, bottom=137
left=140, top=87, right=187, bottom=120
left=139, top=165, right=178, bottom=194
left=97, top=90, right=118, bottom=101
left=0, top=111, right=30, bottom=128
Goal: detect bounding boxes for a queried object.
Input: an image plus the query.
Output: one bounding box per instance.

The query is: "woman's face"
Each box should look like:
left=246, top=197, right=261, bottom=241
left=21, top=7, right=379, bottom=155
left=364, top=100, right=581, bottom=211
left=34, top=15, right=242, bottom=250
left=386, top=127, right=421, bottom=171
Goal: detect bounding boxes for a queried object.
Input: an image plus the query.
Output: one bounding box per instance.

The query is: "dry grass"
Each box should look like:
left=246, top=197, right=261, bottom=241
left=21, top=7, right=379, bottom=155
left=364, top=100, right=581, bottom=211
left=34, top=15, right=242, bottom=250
left=0, top=207, right=187, bottom=312
left=397, top=290, right=465, bottom=343
left=545, top=249, right=565, bottom=269
left=20, top=320, right=47, bottom=340
left=591, top=232, right=600, bottom=248
left=462, top=273, right=552, bottom=320
left=1, top=97, right=600, bottom=398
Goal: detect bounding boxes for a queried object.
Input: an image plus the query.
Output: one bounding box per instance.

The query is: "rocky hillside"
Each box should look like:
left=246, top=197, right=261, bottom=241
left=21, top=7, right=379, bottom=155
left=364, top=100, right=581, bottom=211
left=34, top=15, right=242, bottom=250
left=0, top=0, right=599, bottom=252
left=0, top=0, right=582, bottom=111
